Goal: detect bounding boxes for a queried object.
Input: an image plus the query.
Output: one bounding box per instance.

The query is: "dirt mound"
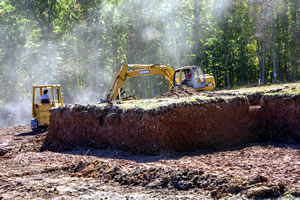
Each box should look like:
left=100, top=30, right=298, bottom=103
left=44, top=93, right=300, bottom=154
left=43, top=96, right=263, bottom=153
left=122, top=95, right=140, bottom=101
left=157, top=85, right=200, bottom=98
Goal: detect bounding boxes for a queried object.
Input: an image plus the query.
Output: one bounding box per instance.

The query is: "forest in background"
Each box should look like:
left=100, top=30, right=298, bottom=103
left=0, top=0, right=299, bottom=127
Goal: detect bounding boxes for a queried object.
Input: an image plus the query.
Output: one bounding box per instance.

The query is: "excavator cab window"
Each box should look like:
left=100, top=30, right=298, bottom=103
left=174, top=68, right=194, bottom=87
left=192, top=67, right=206, bottom=88
left=174, top=71, right=181, bottom=86
left=182, top=69, right=193, bottom=87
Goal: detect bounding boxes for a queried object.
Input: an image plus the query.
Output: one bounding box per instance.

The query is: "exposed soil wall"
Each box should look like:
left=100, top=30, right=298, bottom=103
left=41, top=95, right=285, bottom=153
left=155, top=97, right=266, bottom=152
left=43, top=92, right=300, bottom=153
left=262, top=94, right=300, bottom=142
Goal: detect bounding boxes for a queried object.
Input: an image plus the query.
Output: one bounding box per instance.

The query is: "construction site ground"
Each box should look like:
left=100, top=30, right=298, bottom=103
left=0, top=83, right=300, bottom=199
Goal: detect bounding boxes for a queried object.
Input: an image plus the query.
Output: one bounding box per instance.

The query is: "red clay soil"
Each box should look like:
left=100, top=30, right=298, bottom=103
left=43, top=97, right=260, bottom=153
left=42, top=85, right=300, bottom=153
left=262, top=94, right=300, bottom=142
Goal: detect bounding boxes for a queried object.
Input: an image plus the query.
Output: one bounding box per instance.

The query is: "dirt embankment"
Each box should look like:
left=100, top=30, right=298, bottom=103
left=43, top=97, right=260, bottom=153
left=262, top=94, right=300, bottom=142
left=43, top=89, right=300, bottom=154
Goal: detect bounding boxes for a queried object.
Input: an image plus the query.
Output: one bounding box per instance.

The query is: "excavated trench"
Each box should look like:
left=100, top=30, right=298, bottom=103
left=43, top=88, right=300, bottom=154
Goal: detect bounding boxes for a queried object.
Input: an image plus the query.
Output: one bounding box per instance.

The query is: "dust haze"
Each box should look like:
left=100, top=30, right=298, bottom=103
left=0, top=0, right=275, bottom=128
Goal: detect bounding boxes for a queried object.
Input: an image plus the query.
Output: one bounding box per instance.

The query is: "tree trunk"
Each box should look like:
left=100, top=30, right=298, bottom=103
left=46, top=0, right=55, bottom=83
left=227, top=69, right=231, bottom=89
left=95, top=0, right=100, bottom=90
left=193, top=0, right=201, bottom=66
left=76, top=35, right=81, bottom=91
left=212, top=60, right=217, bottom=87
left=262, top=0, right=267, bottom=85
left=256, top=39, right=262, bottom=85
left=171, top=1, right=180, bottom=67
left=290, top=0, right=298, bottom=80
left=271, top=0, right=277, bottom=83
left=275, top=10, right=283, bottom=82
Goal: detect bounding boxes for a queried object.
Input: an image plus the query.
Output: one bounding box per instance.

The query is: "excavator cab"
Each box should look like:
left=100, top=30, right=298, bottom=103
left=174, top=66, right=215, bottom=91
left=31, top=85, right=64, bottom=131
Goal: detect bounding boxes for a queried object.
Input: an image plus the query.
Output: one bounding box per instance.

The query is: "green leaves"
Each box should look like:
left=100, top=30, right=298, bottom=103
left=0, top=0, right=15, bottom=15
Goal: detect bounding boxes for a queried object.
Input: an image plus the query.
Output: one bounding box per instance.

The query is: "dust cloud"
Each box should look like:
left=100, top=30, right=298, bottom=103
left=0, top=0, right=237, bottom=128
left=0, top=100, right=32, bottom=128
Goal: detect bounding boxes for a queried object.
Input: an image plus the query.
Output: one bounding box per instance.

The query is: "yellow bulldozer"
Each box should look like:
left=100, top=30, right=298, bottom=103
left=103, top=64, right=215, bottom=102
left=31, top=85, right=64, bottom=131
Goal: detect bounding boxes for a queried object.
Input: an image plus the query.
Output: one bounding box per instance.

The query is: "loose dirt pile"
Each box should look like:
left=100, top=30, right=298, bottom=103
left=157, top=85, right=200, bottom=98
left=70, top=160, right=287, bottom=199
left=122, top=95, right=140, bottom=101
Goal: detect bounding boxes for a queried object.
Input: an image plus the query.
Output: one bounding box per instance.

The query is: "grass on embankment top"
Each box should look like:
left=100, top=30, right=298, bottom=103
left=116, top=95, right=213, bottom=110
left=96, top=95, right=237, bottom=110
left=95, top=82, right=299, bottom=110
left=213, top=82, right=300, bottom=94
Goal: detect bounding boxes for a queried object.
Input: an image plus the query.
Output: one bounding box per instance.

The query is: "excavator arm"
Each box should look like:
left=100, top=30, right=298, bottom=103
left=107, top=64, right=175, bottom=102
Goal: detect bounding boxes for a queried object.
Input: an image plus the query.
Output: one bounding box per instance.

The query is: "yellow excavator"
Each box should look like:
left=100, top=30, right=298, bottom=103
left=31, top=85, right=64, bottom=131
left=103, top=64, right=215, bottom=102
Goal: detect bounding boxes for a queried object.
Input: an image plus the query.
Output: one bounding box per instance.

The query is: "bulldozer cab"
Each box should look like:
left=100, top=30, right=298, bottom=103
left=31, top=85, right=63, bottom=131
left=174, top=66, right=215, bottom=91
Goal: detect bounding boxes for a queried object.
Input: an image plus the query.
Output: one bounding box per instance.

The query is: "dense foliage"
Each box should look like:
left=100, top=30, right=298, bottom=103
left=0, top=0, right=299, bottom=105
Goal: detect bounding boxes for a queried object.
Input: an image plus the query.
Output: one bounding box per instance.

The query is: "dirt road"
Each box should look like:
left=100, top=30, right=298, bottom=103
left=0, top=125, right=299, bottom=199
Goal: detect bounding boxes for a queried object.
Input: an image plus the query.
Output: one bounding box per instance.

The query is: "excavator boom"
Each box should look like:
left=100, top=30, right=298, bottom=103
left=107, top=64, right=175, bottom=102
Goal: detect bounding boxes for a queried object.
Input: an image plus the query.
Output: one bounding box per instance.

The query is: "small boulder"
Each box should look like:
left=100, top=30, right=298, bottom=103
left=249, top=175, right=268, bottom=184
left=174, top=180, right=193, bottom=190
left=246, top=185, right=281, bottom=198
